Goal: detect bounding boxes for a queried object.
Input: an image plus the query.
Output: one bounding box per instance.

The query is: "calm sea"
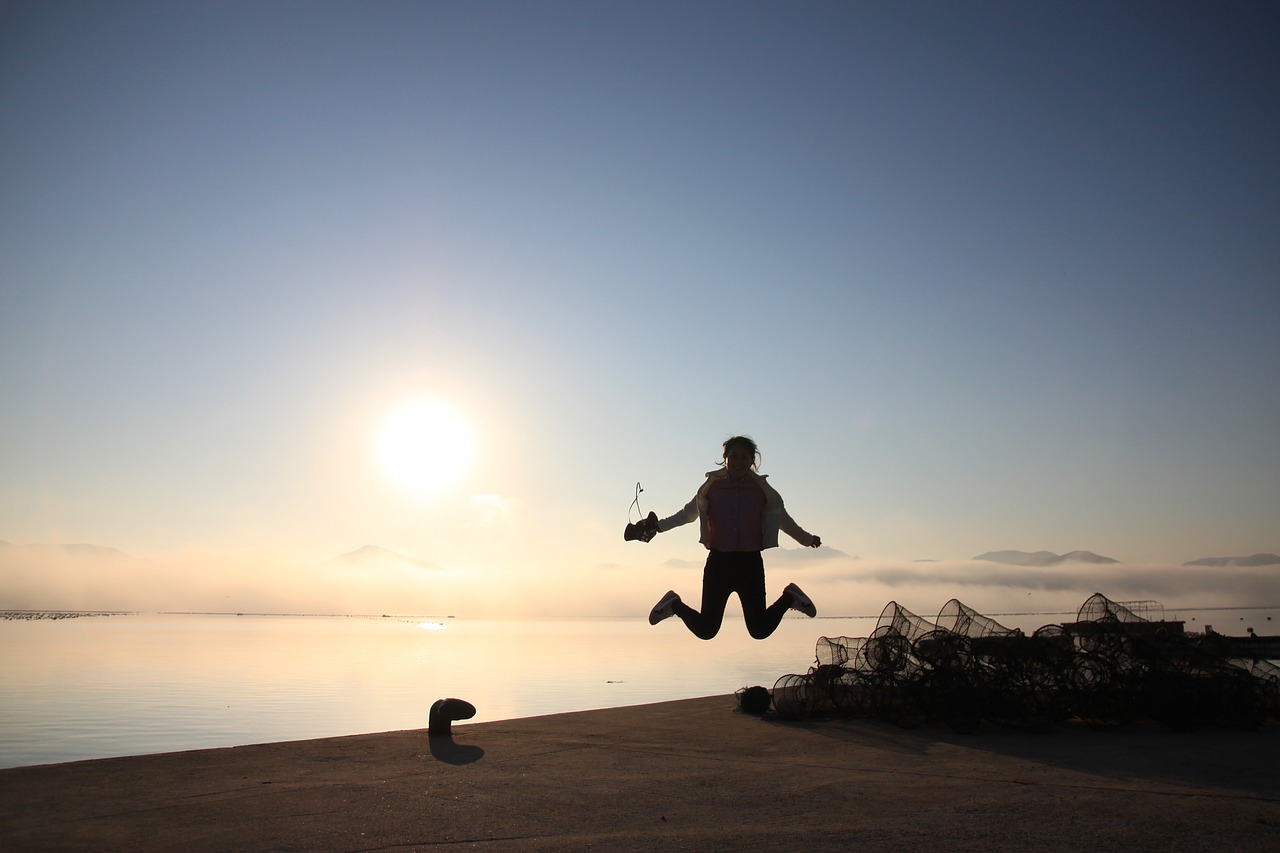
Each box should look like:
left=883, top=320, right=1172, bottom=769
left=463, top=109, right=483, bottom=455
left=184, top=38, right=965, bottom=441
left=3, top=606, right=1272, bottom=769
left=0, top=613, right=875, bottom=769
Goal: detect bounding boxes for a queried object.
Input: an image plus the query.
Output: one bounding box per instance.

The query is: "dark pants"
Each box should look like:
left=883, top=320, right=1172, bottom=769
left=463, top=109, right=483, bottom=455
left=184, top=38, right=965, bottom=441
left=673, top=549, right=791, bottom=640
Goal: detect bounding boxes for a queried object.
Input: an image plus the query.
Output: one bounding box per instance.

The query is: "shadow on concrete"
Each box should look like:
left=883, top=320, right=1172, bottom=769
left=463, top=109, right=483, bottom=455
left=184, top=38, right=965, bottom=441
left=764, top=713, right=1280, bottom=797
left=427, top=735, right=484, bottom=765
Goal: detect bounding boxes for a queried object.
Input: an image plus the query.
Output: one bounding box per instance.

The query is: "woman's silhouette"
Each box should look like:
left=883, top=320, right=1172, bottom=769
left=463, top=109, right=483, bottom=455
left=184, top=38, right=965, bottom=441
left=635, top=435, right=820, bottom=640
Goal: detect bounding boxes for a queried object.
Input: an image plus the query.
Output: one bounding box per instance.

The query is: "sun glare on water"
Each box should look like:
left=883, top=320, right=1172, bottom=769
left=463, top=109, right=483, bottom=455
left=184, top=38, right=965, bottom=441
left=375, top=397, right=475, bottom=499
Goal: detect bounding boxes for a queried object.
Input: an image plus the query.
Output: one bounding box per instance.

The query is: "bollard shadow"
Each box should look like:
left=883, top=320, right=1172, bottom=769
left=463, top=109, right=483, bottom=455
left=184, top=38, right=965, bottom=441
left=428, top=733, right=485, bottom=765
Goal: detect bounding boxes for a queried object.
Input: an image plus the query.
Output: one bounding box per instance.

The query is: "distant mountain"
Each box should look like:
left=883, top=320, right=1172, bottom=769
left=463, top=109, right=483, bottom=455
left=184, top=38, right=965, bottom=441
left=1183, top=553, right=1280, bottom=567
left=1058, top=549, right=1120, bottom=564
left=973, top=549, right=1120, bottom=566
left=329, top=546, right=441, bottom=572
left=975, top=550, right=1059, bottom=565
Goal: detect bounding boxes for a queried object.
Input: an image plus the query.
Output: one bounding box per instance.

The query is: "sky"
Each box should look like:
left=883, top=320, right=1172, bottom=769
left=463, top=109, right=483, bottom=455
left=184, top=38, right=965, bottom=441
left=2, top=1, right=1278, bottom=618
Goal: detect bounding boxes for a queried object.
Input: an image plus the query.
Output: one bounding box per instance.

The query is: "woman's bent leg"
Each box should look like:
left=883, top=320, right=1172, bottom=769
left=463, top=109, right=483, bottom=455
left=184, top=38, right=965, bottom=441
left=735, top=553, right=789, bottom=639
left=674, top=551, right=735, bottom=640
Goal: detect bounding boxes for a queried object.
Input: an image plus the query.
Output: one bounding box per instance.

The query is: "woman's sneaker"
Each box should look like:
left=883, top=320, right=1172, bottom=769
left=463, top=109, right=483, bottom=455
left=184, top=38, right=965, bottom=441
left=648, top=590, right=681, bottom=625
left=784, top=583, right=816, bottom=618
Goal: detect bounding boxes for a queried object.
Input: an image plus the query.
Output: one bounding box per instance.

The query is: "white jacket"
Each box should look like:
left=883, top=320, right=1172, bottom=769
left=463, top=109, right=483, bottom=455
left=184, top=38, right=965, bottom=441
left=656, top=469, right=817, bottom=550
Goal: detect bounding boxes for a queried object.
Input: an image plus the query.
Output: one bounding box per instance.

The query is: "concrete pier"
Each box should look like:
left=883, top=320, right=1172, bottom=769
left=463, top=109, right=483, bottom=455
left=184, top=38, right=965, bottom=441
left=2, top=695, right=1277, bottom=851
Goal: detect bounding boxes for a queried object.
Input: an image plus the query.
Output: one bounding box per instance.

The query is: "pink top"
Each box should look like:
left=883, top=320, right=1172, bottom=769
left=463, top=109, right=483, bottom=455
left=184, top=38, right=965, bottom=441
left=704, top=476, right=766, bottom=552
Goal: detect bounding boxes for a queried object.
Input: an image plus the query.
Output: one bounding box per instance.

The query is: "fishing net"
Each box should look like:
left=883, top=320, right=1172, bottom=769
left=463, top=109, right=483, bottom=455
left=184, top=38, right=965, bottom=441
left=1077, top=592, right=1149, bottom=623
left=936, top=598, right=1018, bottom=638
left=769, top=593, right=1278, bottom=733
left=771, top=672, right=816, bottom=720
left=1230, top=659, right=1280, bottom=720
left=876, top=601, right=938, bottom=642
left=816, top=635, right=857, bottom=667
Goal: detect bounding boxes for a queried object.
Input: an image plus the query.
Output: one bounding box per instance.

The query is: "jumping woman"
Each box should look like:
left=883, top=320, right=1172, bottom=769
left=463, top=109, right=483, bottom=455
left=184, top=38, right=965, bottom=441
left=634, top=435, right=821, bottom=640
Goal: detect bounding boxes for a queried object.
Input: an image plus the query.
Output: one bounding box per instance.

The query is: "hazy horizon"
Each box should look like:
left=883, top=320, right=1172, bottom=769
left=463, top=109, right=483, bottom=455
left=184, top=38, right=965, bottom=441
left=3, top=3, right=1277, bottom=619
left=2, top=538, right=1276, bottom=626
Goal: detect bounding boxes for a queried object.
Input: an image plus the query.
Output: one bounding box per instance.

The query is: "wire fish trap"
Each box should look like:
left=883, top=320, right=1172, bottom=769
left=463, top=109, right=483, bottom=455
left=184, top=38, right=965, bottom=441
left=864, top=626, right=915, bottom=675
left=817, top=631, right=914, bottom=676
left=936, top=598, right=1019, bottom=638
left=772, top=672, right=816, bottom=720
left=1117, top=600, right=1165, bottom=621
left=776, top=595, right=1279, bottom=733
left=876, top=601, right=940, bottom=643
left=1071, top=593, right=1185, bottom=650
left=912, top=628, right=974, bottom=670
left=1077, top=592, right=1149, bottom=624
left=1229, top=659, right=1280, bottom=720
left=816, top=635, right=858, bottom=667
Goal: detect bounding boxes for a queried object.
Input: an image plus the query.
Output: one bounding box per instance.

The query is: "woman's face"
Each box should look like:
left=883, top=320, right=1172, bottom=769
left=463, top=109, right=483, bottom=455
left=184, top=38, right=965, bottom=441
left=724, top=444, right=756, bottom=477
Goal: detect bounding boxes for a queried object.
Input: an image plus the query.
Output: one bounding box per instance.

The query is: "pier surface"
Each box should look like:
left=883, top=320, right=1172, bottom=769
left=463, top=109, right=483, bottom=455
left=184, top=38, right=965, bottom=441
left=2, top=695, right=1278, bottom=851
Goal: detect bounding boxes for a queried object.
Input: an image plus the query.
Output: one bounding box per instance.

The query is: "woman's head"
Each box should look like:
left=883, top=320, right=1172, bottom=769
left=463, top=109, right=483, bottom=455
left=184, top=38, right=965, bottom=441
left=721, top=435, right=760, bottom=475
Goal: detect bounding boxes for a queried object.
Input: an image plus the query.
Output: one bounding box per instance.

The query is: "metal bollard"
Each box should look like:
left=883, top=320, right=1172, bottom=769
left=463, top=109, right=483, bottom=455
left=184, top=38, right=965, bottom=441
left=429, top=697, right=477, bottom=737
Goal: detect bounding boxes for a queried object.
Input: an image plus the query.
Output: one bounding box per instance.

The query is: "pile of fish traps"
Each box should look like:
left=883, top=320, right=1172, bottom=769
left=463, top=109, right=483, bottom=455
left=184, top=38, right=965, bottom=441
left=771, top=593, right=1279, bottom=732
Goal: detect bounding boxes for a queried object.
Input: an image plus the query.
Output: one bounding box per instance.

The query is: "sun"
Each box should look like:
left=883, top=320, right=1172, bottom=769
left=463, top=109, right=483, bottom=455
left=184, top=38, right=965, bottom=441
left=375, top=397, right=475, bottom=499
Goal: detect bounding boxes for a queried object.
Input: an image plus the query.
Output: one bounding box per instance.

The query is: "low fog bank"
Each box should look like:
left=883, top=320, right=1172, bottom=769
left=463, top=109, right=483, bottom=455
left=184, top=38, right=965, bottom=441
left=627, top=549, right=1280, bottom=632
left=2, top=542, right=1276, bottom=627
left=793, top=556, right=1279, bottom=630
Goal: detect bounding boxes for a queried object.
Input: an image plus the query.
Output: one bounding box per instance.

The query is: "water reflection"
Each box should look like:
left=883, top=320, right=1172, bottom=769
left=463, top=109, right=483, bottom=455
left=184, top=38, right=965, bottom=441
left=0, top=613, right=841, bottom=769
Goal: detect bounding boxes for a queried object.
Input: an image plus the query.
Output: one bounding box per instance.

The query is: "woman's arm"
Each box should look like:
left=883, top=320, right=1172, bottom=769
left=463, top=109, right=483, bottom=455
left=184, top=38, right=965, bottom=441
left=656, top=496, right=699, bottom=533
left=780, top=510, right=821, bottom=548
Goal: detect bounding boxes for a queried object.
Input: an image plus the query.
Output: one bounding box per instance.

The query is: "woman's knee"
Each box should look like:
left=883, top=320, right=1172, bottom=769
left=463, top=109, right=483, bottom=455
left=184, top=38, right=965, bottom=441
left=690, top=618, right=722, bottom=640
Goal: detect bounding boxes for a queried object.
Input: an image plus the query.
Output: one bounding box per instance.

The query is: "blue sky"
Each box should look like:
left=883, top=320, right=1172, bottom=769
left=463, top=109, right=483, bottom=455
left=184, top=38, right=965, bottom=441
left=2, top=2, right=1277, bottom=614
